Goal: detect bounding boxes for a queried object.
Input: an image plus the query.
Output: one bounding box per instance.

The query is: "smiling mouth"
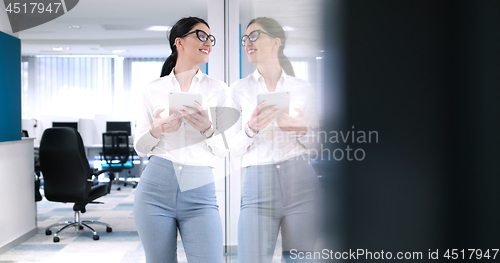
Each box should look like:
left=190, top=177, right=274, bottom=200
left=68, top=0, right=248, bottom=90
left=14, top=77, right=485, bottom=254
left=248, top=49, right=256, bottom=54
left=200, top=49, right=209, bottom=54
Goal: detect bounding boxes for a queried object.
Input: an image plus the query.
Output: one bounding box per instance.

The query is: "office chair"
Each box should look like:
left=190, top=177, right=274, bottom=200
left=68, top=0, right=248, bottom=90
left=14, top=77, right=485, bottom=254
left=34, top=147, right=43, bottom=202
left=23, top=129, right=43, bottom=202
left=101, top=131, right=137, bottom=191
left=39, top=127, right=112, bottom=242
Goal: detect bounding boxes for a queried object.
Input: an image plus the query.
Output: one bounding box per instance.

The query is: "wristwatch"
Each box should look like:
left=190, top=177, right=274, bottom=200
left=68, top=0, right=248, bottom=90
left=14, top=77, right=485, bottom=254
left=200, top=122, right=214, bottom=139
left=245, top=122, right=258, bottom=138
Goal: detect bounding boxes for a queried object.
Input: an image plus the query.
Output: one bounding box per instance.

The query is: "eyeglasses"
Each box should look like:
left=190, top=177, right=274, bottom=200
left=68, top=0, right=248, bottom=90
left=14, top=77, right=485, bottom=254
left=241, top=30, right=275, bottom=46
left=181, top=30, right=216, bottom=46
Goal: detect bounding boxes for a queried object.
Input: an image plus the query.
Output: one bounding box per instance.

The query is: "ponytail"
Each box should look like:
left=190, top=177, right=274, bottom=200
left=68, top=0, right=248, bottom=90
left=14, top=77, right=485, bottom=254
left=160, top=48, right=178, bottom=77
left=278, top=49, right=295, bottom=77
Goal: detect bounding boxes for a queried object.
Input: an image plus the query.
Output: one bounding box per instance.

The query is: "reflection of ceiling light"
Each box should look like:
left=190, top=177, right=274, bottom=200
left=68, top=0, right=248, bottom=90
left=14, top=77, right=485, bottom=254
left=283, top=26, right=295, bottom=31
left=112, top=49, right=127, bottom=54
left=316, top=57, right=322, bottom=60
left=146, top=26, right=171, bottom=31
left=66, top=47, right=70, bottom=50
left=69, top=25, right=80, bottom=29
left=36, top=55, right=119, bottom=58
left=52, top=47, right=63, bottom=51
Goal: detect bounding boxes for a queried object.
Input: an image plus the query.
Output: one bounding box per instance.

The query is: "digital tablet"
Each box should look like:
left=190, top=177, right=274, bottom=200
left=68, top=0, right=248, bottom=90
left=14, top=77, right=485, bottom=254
left=163, top=92, right=203, bottom=123
left=257, top=91, right=291, bottom=116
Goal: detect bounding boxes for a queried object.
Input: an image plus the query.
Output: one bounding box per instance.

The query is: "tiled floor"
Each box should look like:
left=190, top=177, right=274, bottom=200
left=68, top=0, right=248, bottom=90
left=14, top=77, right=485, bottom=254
left=0, top=183, right=286, bottom=263
left=0, top=184, right=173, bottom=263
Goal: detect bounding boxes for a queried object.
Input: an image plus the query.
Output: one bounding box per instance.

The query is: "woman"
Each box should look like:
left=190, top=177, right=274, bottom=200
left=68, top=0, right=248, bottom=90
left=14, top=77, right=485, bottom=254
left=133, top=17, right=226, bottom=263
left=229, top=17, right=321, bottom=262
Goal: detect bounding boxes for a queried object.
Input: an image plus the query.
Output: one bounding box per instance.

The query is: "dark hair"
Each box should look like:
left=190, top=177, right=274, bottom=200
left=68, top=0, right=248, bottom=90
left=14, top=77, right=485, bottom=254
left=247, top=17, right=295, bottom=77
left=160, top=17, right=210, bottom=77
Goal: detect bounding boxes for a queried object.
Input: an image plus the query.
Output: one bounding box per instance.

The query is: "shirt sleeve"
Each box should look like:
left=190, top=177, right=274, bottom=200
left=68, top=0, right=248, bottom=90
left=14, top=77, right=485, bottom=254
left=296, top=83, right=320, bottom=151
left=226, top=84, right=255, bottom=158
left=134, top=85, right=161, bottom=157
left=203, top=81, right=229, bottom=158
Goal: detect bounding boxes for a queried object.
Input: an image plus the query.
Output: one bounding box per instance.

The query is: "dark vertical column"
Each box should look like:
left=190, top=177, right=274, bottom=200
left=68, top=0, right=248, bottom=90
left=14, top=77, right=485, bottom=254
left=321, top=0, right=500, bottom=261
left=446, top=0, right=500, bottom=250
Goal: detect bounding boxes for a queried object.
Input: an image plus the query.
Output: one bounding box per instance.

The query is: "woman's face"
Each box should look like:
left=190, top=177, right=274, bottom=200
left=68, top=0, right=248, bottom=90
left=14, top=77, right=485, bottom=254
left=179, top=23, right=212, bottom=65
left=244, top=23, right=279, bottom=64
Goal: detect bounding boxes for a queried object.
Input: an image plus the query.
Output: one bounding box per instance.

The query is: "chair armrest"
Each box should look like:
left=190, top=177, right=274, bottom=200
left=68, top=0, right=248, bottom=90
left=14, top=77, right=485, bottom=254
left=92, top=169, right=110, bottom=177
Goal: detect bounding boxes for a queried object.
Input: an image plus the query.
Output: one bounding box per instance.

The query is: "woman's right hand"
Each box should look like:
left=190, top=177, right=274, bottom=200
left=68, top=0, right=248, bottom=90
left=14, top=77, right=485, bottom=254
left=247, top=102, right=278, bottom=132
left=149, top=108, right=182, bottom=138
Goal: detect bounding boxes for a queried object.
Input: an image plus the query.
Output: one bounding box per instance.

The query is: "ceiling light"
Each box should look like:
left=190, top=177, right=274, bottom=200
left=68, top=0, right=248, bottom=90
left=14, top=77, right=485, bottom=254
left=69, top=25, right=80, bottom=29
left=283, top=26, right=295, bottom=31
left=146, top=26, right=171, bottom=31
left=52, top=47, right=63, bottom=51
left=112, top=49, right=127, bottom=54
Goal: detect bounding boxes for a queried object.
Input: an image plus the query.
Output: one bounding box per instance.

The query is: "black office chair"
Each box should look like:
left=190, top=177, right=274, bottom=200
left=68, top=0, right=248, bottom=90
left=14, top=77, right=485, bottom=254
left=39, top=127, right=112, bottom=242
left=101, top=131, right=137, bottom=191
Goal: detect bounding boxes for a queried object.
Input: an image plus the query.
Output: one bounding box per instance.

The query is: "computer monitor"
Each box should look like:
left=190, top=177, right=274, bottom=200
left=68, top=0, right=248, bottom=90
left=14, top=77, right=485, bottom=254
left=52, top=122, right=78, bottom=130
left=106, top=121, right=131, bottom=136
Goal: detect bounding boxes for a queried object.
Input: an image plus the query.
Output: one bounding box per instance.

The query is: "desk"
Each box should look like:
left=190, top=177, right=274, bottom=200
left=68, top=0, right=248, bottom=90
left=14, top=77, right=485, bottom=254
left=34, top=144, right=146, bottom=173
left=84, top=144, right=146, bottom=177
left=0, top=139, right=37, bottom=253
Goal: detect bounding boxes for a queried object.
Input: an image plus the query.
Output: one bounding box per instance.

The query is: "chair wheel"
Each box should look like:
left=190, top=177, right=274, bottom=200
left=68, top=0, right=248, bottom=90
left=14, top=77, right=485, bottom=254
left=117, top=187, right=121, bottom=191
left=133, top=184, right=137, bottom=188
left=93, top=235, right=99, bottom=240
left=106, top=227, right=112, bottom=233
left=45, top=229, right=52, bottom=235
left=78, top=225, right=84, bottom=230
left=53, top=236, right=60, bottom=242
left=124, top=183, right=127, bottom=186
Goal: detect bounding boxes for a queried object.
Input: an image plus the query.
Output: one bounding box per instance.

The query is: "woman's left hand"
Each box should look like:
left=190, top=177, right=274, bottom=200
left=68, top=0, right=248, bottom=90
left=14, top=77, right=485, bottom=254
left=276, top=107, right=308, bottom=136
left=181, top=101, right=212, bottom=132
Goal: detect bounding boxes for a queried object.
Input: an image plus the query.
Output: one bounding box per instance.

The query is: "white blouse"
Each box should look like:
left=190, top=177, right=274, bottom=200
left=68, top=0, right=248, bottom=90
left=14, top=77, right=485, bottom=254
left=227, top=69, right=319, bottom=167
left=134, top=69, right=227, bottom=167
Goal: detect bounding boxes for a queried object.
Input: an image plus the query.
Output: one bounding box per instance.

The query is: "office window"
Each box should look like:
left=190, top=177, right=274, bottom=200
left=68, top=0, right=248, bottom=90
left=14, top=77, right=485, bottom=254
left=291, top=60, right=309, bottom=82
left=126, top=58, right=165, bottom=118
left=20, top=57, right=168, bottom=120
left=290, top=59, right=325, bottom=122
left=21, top=56, right=115, bottom=119
left=21, top=61, right=29, bottom=118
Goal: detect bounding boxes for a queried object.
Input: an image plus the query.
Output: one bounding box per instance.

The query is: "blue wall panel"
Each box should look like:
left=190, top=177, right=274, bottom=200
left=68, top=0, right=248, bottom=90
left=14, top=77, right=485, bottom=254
left=0, top=31, right=21, bottom=142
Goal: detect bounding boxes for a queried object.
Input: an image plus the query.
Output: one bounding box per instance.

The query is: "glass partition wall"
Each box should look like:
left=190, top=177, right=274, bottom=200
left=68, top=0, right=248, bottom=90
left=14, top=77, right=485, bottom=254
left=20, top=0, right=325, bottom=261
left=224, top=0, right=325, bottom=262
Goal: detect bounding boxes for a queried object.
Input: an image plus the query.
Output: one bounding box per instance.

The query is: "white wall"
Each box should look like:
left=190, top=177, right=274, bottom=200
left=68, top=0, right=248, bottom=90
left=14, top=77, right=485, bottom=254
left=0, top=139, right=37, bottom=253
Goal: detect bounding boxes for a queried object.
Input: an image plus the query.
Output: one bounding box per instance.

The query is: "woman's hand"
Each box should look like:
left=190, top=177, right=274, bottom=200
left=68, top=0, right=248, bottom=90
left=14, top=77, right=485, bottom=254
left=276, top=107, right=308, bottom=136
left=181, top=101, right=212, bottom=132
left=248, top=102, right=279, bottom=132
left=149, top=107, right=182, bottom=138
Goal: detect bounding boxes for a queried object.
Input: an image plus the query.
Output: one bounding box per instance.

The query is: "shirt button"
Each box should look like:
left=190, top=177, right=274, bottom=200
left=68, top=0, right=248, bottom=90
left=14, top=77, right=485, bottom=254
left=178, top=166, right=182, bottom=170
left=276, top=165, right=280, bottom=169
